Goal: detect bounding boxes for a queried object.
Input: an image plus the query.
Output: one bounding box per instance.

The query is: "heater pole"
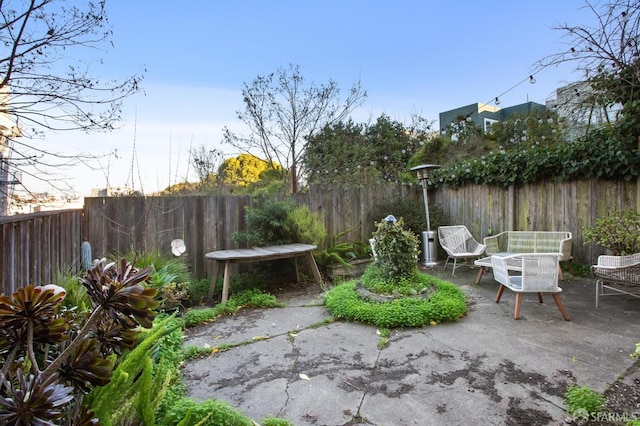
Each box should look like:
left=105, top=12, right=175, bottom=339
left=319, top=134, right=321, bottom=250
left=410, top=164, right=441, bottom=267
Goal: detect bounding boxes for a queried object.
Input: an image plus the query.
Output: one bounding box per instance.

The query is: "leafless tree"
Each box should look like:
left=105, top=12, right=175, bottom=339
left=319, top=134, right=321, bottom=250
left=189, top=144, right=222, bottom=190
left=538, top=0, right=639, bottom=128
left=0, top=0, right=144, bottom=214
left=222, top=64, right=366, bottom=193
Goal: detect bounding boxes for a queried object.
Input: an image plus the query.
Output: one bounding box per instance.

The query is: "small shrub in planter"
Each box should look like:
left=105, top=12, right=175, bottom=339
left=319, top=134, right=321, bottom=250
left=583, top=210, right=640, bottom=255
left=324, top=215, right=468, bottom=327
left=371, top=216, right=419, bottom=280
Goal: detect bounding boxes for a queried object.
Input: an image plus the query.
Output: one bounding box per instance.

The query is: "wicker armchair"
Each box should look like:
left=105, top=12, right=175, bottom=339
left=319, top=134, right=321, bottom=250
left=438, top=225, right=486, bottom=276
left=491, top=253, right=570, bottom=320
left=591, top=253, right=640, bottom=307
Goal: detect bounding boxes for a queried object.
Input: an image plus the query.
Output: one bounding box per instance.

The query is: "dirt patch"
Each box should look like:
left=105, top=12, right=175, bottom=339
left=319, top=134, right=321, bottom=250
left=506, top=397, right=554, bottom=426
left=576, top=359, right=640, bottom=425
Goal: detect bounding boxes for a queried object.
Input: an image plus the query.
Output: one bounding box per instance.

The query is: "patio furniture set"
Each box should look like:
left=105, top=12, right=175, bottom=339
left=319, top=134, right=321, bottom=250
left=203, top=225, right=640, bottom=320
left=437, top=225, right=640, bottom=320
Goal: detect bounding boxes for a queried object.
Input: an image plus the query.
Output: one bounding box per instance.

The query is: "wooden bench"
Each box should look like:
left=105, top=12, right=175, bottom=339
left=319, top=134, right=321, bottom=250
left=474, top=231, right=572, bottom=284
left=205, top=243, right=324, bottom=302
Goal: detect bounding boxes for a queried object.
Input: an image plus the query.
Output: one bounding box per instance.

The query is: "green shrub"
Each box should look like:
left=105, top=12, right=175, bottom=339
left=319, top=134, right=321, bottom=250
left=159, top=397, right=253, bottom=426
left=583, top=210, right=640, bottom=255
left=324, top=277, right=467, bottom=328
left=371, top=217, right=419, bottom=280
left=233, top=198, right=326, bottom=248
left=563, top=384, right=605, bottom=418
left=233, top=198, right=297, bottom=246
left=188, top=278, right=211, bottom=306
left=55, top=267, right=91, bottom=311
left=288, top=204, right=327, bottom=245
left=86, top=316, right=182, bottom=425
left=427, top=124, right=640, bottom=188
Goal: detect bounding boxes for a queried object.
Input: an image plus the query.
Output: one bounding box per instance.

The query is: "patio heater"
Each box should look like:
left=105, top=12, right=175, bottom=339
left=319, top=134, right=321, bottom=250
left=410, top=164, right=441, bottom=267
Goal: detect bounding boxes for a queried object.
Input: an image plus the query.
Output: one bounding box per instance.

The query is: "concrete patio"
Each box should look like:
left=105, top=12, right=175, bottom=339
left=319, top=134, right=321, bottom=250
left=181, top=264, right=640, bottom=425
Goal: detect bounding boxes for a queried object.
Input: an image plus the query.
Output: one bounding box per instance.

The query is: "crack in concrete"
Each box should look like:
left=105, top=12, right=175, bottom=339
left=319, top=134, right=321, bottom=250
left=278, top=331, right=300, bottom=418
left=350, top=343, right=384, bottom=423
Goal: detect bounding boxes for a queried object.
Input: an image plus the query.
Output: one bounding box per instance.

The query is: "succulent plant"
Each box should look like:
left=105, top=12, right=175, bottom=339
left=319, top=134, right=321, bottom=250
left=0, top=257, right=157, bottom=424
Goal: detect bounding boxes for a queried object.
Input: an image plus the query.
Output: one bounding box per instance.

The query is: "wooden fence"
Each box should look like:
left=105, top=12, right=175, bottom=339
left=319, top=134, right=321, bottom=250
left=0, top=209, right=83, bottom=295
left=435, top=178, right=638, bottom=264
left=1, top=179, right=638, bottom=294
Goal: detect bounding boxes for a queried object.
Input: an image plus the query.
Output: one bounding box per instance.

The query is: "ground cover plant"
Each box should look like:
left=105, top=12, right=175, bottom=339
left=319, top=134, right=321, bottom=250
left=324, top=216, right=468, bottom=327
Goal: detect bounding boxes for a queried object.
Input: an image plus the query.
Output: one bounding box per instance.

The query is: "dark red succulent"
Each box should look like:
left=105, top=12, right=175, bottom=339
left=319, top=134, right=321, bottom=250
left=0, top=257, right=160, bottom=425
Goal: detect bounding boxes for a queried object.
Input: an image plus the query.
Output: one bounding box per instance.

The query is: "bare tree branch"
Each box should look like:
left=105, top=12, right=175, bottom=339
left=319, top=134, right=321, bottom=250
left=0, top=0, right=144, bottom=213
left=223, top=64, right=366, bottom=192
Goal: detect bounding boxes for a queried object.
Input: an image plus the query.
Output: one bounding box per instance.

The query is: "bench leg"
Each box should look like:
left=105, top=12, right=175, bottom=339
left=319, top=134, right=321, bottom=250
left=294, top=258, right=300, bottom=283
left=306, top=252, right=325, bottom=291
left=207, top=260, right=221, bottom=301
left=221, top=261, right=231, bottom=303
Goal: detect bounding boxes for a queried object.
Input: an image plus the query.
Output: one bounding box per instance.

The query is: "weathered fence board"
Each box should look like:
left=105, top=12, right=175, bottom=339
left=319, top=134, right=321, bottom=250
left=0, top=209, right=83, bottom=295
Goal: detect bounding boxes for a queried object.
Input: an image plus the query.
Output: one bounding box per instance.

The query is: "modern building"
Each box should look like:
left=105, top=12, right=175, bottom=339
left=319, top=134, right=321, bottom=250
left=545, top=81, right=620, bottom=140
left=439, top=101, right=546, bottom=136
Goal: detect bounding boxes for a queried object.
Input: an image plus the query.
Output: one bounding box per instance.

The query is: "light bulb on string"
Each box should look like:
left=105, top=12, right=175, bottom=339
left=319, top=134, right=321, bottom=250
left=529, top=75, right=536, bottom=84
left=495, top=97, right=500, bottom=105
left=571, top=47, right=579, bottom=57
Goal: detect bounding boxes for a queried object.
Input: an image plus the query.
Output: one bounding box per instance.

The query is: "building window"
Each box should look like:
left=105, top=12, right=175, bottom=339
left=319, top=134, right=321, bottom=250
left=484, top=118, right=498, bottom=133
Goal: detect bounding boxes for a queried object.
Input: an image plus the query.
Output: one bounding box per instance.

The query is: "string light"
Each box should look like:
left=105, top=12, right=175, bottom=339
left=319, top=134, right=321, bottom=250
left=487, top=69, right=542, bottom=107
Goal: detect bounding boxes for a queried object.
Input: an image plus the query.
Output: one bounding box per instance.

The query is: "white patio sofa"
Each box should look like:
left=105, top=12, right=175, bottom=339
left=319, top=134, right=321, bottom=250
left=474, top=231, right=573, bottom=283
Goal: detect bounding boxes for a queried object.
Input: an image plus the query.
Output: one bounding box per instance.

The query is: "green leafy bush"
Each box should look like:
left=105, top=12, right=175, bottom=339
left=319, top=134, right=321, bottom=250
left=427, top=125, right=640, bottom=188
left=288, top=203, right=327, bottom=245
left=188, top=278, right=211, bottom=306
left=233, top=198, right=297, bottom=246
left=563, top=384, right=605, bottom=418
left=371, top=217, right=419, bottom=280
left=233, top=198, right=326, bottom=248
left=583, top=210, right=640, bottom=255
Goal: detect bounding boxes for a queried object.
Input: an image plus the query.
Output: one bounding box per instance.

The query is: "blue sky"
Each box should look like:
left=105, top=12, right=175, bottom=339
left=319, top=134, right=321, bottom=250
left=28, top=0, right=594, bottom=196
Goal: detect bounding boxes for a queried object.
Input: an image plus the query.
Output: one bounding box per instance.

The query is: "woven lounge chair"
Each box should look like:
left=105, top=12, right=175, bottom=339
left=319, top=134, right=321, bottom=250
left=491, top=253, right=570, bottom=320
left=438, top=225, right=486, bottom=276
left=591, top=253, right=640, bottom=307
